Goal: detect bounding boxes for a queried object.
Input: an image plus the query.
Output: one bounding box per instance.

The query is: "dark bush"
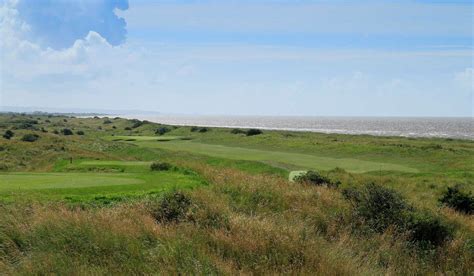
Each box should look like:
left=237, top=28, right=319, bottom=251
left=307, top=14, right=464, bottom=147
left=406, top=211, right=453, bottom=247
left=155, top=127, right=170, bottom=136
left=151, top=192, right=192, bottom=223
left=76, top=130, right=85, bottom=135
left=150, top=162, right=172, bottom=171
left=130, top=119, right=144, bottom=129
left=112, top=126, right=116, bottom=129
left=63, top=119, right=68, bottom=122
left=439, top=186, right=473, bottom=214
left=294, top=170, right=335, bottom=187
left=45, top=119, right=51, bottom=123
left=343, top=183, right=410, bottom=233
left=53, top=130, right=59, bottom=134
left=21, top=133, right=39, bottom=142
left=14, top=120, right=38, bottom=130
left=124, top=127, right=132, bottom=130
left=103, top=119, right=113, bottom=124
left=61, top=128, right=73, bottom=135
left=3, top=130, right=14, bottom=140
left=231, top=128, right=246, bottom=134
left=190, top=126, right=199, bottom=132
left=198, top=127, right=209, bottom=133
left=246, top=129, right=263, bottom=136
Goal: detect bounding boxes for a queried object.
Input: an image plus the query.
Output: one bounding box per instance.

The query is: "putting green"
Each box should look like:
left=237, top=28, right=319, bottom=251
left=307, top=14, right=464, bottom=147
left=133, top=140, right=417, bottom=173
left=0, top=173, right=143, bottom=192
left=0, top=170, right=205, bottom=201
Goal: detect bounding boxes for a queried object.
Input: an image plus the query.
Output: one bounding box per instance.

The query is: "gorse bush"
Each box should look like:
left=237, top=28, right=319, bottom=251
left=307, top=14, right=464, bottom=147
left=61, top=128, right=73, bottom=135
left=230, top=128, right=246, bottom=134
left=103, top=119, right=113, bottom=124
left=150, top=192, right=192, bottom=223
left=190, top=127, right=208, bottom=133
left=294, top=170, right=335, bottom=187
left=343, top=183, right=410, bottom=233
left=198, top=127, right=209, bottom=133
left=3, top=130, right=14, bottom=139
left=155, top=127, right=170, bottom=136
left=246, top=129, right=263, bottom=136
left=21, top=133, right=40, bottom=142
left=150, top=162, right=172, bottom=171
left=405, top=211, right=453, bottom=247
left=343, top=183, right=454, bottom=246
left=439, top=186, right=473, bottom=214
left=130, top=119, right=144, bottom=129
left=76, top=130, right=85, bottom=135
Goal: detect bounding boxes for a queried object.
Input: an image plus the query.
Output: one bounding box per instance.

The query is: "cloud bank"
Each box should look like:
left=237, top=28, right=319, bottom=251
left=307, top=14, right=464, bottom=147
left=16, top=0, right=129, bottom=49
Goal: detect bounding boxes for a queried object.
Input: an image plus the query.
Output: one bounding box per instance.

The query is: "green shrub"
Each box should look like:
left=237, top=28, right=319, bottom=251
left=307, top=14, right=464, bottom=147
left=406, top=211, right=453, bottom=247
left=231, top=128, right=246, bottom=134
left=198, top=127, right=209, bottom=133
left=190, top=126, right=199, bottom=132
left=130, top=119, right=144, bottom=129
left=150, top=192, right=192, bottom=223
left=343, top=183, right=410, bottom=233
left=21, top=133, right=40, bottom=142
left=103, top=119, right=113, bottom=124
left=439, top=186, right=473, bottom=214
left=150, top=162, right=172, bottom=171
left=246, top=129, right=262, bottom=136
left=61, top=128, right=73, bottom=135
left=294, top=171, right=336, bottom=187
left=124, top=127, right=132, bottom=130
left=3, top=130, right=14, bottom=140
left=155, top=127, right=170, bottom=136
left=76, top=130, right=85, bottom=135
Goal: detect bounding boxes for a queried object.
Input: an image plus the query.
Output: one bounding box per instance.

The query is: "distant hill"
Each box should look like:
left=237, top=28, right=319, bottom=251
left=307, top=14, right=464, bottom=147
left=0, top=106, right=161, bottom=116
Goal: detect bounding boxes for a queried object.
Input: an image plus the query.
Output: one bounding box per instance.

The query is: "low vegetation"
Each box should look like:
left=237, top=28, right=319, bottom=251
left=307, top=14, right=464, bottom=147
left=21, top=133, right=40, bottom=142
left=0, top=113, right=472, bottom=274
left=439, top=185, right=473, bottom=214
left=150, top=161, right=172, bottom=171
left=3, top=130, right=14, bottom=139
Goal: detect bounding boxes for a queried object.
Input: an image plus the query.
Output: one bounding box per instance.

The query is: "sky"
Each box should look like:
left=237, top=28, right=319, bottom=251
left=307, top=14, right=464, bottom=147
left=0, top=0, right=472, bottom=117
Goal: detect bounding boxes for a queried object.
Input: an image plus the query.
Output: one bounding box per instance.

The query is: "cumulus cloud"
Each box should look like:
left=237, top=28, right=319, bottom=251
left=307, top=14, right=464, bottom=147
left=15, top=0, right=128, bottom=49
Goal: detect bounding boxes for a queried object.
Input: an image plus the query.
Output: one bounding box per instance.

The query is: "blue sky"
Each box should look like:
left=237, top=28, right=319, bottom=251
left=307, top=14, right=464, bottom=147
left=0, top=0, right=472, bottom=116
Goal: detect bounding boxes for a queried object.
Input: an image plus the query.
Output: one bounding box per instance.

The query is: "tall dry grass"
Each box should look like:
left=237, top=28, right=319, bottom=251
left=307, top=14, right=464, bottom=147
left=0, top=162, right=472, bottom=274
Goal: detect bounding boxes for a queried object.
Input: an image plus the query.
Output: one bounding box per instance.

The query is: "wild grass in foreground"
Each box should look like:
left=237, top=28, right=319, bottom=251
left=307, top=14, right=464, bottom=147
left=0, top=163, right=472, bottom=275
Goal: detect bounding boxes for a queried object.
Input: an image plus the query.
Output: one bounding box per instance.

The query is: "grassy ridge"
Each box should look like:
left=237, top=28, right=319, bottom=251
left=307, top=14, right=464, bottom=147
left=118, top=137, right=418, bottom=173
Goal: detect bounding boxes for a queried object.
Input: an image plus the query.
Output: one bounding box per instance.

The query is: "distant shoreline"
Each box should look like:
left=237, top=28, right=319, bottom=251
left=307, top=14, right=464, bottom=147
left=115, top=114, right=474, bottom=141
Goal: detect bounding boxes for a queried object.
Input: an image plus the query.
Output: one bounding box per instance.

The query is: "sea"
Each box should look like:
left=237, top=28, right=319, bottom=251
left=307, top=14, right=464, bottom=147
left=120, top=115, right=474, bottom=140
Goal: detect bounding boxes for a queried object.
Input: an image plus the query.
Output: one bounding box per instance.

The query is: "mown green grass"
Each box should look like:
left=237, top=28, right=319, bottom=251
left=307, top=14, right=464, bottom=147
left=109, top=135, right=190, bottom=142
left=123, top=139, right=417, bottom=173
left=0, top=160, right=206, bottom=202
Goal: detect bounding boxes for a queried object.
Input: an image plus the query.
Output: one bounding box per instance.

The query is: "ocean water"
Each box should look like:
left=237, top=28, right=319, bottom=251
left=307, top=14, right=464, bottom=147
left=123, top=115, right=474, bottom=140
